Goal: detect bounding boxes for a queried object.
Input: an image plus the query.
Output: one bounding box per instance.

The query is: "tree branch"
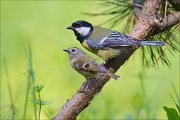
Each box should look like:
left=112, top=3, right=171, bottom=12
left=52, top=0, right=179, bottom=119
left=161, top=12, right=180, bottom=29
left=151, top=12, right=180, bottom=35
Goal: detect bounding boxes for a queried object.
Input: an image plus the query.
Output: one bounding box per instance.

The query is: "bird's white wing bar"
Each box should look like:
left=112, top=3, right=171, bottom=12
left=99, top=37, right=108, bottom=45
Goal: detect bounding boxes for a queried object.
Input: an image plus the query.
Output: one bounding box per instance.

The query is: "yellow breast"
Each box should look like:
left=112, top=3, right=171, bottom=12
left=97, top=49, right=121, bottom=60
left=82, top=41, right=98, bottom=54
left=82, top=41, right=121, bottom=60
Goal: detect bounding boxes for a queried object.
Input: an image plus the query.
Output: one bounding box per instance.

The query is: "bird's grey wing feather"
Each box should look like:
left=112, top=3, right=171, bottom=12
left=98, top=31, right=141, bottom=47
left=86, top=40, right=110, bottom=49
left=86, top=31, right=140, bottom=49
left=81, top=61, right=99, bottom=72
left=81, top=61, right=120, bottom=80
left=73, top=62, right=83, bottom=70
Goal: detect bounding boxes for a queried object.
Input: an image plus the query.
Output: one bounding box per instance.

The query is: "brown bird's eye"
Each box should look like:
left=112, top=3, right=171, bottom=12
left=71, top=49, right=75, bottom=52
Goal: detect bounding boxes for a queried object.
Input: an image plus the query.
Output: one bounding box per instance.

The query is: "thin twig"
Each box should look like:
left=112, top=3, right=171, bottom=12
left=164, top=0, right=168, bottom=19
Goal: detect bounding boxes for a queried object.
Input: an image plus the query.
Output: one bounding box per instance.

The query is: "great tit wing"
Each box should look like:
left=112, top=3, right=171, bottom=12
left=100, top=31, right=141, bottom=47
left=86, top=31, right=140, bottom=49
left=86, top=40, right=110, bottom=49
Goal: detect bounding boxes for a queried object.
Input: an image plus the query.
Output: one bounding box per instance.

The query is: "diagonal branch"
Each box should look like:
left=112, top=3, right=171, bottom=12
left=160, top=12, right=180, bottom=29
left=151, top=12, right=180, bottom=36
left=52, top=0, right=179, bottom=119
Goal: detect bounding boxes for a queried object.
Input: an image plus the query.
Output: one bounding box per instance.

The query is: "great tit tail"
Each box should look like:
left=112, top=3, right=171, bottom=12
left=139, top=41, right=165, bottom=46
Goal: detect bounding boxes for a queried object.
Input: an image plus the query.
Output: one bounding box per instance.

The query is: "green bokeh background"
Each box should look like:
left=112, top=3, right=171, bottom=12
left=1, top=1, right=179, bottom=119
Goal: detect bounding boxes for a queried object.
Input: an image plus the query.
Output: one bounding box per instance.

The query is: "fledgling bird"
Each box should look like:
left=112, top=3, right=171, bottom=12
left=67, top=20, right=165, bottom=60
left=63, top=47, right=119, bottom=80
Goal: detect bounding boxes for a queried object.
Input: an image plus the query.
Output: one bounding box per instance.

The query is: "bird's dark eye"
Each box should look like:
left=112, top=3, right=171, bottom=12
left=71, top=49, right=76, bottom=52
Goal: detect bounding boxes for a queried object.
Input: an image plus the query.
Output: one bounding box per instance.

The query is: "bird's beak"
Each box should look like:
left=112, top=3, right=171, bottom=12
left=66, top=26, right=74, bottom=30
left=63, top=49, right=69, bottom=53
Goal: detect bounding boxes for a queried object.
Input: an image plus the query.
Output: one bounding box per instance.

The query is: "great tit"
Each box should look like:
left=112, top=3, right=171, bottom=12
left=63, top=47, right=119, bottom=80
left=67, top=20, right=165, bottom=60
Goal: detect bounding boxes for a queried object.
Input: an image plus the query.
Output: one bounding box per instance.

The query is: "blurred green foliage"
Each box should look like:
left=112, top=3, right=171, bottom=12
left=0, top=1, right=179, bottom=119
left=163, top=106, right=180, bottom=120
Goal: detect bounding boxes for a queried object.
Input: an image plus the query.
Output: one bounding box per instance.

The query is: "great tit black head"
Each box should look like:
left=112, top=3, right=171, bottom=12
left=67, top=20, right=93, bottom=42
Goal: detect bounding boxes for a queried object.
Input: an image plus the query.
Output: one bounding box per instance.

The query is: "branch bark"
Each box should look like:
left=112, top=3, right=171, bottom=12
left=151, top=12, right=180, bottom=35
left=52, top=0, right=179, bottom=119
left=161, top=12, right=180, bottom=29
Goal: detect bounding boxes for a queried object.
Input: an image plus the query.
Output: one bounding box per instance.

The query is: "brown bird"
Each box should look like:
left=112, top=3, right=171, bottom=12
left=63, top=47, right=119, bottom=80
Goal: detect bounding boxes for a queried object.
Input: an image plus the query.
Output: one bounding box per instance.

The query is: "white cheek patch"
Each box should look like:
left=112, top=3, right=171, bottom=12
left=75, top=27, right=90, bottom=36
